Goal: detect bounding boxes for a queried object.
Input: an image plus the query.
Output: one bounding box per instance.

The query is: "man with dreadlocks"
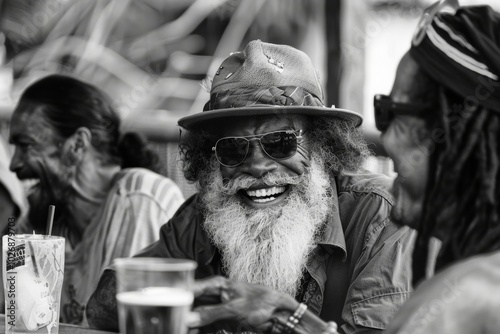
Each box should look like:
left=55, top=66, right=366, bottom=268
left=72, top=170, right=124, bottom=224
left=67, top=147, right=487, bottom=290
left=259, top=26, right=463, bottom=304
left=379, top=3, right=500, bottom=333
left=87, top=40, right=416, bottom=333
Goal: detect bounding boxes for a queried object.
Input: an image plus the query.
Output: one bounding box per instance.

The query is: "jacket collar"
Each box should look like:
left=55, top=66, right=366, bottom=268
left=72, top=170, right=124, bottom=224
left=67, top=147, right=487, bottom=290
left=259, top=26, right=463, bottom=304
left=316, top=175, right=347, bottom=261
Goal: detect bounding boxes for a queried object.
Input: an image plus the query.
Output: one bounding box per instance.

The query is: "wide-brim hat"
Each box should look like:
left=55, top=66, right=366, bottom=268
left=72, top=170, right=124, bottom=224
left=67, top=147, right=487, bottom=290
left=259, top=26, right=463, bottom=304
left=178, top=40, right=363, bottom=130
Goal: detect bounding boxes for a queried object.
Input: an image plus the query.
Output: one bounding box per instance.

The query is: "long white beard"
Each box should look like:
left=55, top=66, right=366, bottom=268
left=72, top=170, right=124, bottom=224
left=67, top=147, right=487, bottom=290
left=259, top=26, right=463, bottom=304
left=201, top=156, right=332, bottom=297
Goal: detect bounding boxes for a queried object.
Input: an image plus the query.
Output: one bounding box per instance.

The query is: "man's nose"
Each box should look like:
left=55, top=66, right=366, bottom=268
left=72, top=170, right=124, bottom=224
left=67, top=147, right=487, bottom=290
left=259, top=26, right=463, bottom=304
left=239, top=142, right=278, bottom=178
left=9, top=149, right=23, bottom=173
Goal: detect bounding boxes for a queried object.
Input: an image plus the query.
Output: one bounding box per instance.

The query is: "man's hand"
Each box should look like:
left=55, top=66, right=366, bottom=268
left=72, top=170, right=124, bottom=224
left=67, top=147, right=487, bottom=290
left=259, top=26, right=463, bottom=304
left=189, top=276, right=299, bottom=332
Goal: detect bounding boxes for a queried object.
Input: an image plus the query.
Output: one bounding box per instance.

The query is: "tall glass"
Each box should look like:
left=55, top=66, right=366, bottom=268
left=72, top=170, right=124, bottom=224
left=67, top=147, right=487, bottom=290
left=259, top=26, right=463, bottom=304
left=2, top=234, right=65, bottom=334
left=114, top=258, right=197, bottom=334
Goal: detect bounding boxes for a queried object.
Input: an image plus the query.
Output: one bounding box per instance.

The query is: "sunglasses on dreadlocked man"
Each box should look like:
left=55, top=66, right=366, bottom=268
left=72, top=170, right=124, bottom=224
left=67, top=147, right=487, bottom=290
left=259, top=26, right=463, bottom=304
left=374, top=94, right=431, bottom=132
left=212, top=130, right=304, bottom=167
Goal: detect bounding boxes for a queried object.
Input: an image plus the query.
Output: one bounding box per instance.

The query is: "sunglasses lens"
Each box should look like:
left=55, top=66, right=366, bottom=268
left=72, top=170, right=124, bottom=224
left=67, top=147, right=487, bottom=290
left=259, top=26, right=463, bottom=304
left=261, top=131, right=297, bottom=159
left=375, top=107, right=392, bottom=132
left=216, top=138, right=248, bottom=166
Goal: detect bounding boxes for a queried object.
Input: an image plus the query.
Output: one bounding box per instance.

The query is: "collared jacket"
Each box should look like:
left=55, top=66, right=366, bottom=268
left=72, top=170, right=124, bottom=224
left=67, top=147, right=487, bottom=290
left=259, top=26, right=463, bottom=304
left=137, top=170, right=416, bottom=334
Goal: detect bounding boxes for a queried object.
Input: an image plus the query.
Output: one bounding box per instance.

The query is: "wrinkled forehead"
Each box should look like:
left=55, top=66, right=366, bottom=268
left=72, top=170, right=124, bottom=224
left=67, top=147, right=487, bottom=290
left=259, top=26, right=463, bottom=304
left=9, top=103, right=60, bottom=143
left=215, top=114, right=310, bottom=137
left=11, top=102, right=49, bottom=127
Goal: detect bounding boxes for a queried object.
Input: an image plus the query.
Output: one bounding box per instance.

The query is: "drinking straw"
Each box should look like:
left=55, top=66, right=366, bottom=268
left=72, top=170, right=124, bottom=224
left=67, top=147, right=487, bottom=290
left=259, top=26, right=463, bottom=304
left=46, top=205, right=55, bottom=236
left=27, top=241, right=40, bottom=278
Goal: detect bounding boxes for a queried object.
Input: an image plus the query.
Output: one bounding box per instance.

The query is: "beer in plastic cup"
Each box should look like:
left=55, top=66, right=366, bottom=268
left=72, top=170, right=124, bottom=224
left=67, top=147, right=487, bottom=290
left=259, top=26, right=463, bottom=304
left=2, top=234, right=65, bottom=334
left=114, top=258, right=197, bottom=334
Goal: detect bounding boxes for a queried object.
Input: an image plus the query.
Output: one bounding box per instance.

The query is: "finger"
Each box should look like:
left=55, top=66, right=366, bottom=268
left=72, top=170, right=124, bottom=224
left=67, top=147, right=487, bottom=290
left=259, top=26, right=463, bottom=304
left=219, top=280, right=244, bottom=302
left=257, top=320, right=275, bottom=333
left=186, top=311, right=201, bottom=327
left=273, top=310, right=289, bottom=325
left=189, top=304, right=235, bottom=327
left=220, top=288, right=233, bottom=302
left=193, top=276, right=227, bottom=298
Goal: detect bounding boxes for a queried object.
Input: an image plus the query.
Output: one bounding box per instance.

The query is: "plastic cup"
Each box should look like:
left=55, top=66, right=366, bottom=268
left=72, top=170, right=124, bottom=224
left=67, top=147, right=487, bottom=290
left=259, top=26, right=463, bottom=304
left=2, top=234, right=65, bottom=334
left=114, top=258, right=197, bottom=334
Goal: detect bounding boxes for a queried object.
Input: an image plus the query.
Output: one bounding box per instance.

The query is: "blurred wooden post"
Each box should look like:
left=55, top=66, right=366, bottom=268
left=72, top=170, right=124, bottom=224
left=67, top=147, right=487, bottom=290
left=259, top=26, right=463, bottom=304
left=335, top=0, right=389, bottom=164
left=339, top=0, right=367, bottom=116
left=325, top=0, right=341, bottom=107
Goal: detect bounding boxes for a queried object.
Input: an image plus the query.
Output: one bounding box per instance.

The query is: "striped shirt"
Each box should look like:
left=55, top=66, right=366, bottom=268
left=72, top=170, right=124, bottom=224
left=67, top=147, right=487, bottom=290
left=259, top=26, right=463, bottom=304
left=60, top=168, right=184, bottom=325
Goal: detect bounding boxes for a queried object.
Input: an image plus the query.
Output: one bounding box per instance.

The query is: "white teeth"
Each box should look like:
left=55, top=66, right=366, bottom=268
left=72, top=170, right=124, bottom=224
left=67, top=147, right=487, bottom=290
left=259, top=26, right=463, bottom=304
left=245, top=186, right=286, bottom=198
left=24, top=179, right=40, bottom=187
left=253, top=197, right=276, bottom=203
left=23, top=179, right=40, bottom=195
left=24, top=179, right=40, bottom=189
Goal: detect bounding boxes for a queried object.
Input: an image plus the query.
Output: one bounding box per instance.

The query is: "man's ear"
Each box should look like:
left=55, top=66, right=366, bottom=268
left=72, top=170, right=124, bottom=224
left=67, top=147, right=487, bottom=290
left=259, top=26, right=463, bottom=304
left=62, top=127, right=92, bottom=165
left=73, top=127, right=92, bottom=153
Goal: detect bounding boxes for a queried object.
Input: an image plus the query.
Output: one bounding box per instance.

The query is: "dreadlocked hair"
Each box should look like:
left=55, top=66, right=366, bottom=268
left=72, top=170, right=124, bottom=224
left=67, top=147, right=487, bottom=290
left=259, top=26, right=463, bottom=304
left=178, top=116, right=371, bottom=188
left=412, top=87, right=500, bottom=285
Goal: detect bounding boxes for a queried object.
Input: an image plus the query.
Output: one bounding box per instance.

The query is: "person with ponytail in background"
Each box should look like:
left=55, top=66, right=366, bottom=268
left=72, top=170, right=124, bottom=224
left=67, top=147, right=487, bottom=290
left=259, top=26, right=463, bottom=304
left=7, top=74, right=185, bottom=325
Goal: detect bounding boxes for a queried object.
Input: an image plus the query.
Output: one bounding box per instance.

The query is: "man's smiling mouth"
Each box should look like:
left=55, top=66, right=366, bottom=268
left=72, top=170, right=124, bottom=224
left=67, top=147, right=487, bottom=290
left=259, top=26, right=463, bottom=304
left=240, top=186, right=288, bottom=203
left=25, top=178, right=41, bottom=195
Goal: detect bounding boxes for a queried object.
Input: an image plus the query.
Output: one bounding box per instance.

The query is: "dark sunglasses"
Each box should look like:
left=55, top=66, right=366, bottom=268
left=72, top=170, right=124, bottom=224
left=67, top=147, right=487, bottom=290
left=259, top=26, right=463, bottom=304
left=212, top=130, right=303, bottom=167
left=374, top=94, right=431, bottom=132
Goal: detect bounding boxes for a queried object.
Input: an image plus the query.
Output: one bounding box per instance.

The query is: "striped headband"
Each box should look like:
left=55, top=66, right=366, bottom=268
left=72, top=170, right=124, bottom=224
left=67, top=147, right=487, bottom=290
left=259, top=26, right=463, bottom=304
left=410, top=5, right=500, bottom=112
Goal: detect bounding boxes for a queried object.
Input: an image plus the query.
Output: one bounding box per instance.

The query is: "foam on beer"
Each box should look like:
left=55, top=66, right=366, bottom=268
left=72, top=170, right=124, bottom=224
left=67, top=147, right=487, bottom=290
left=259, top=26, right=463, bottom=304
left=117, top=287, right=193, bottom=306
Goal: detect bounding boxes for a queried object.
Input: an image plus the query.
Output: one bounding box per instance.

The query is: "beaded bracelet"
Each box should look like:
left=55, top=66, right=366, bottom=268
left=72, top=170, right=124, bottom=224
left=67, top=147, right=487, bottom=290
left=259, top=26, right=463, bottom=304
left=284, top=303, right=308, bottom=333
left=321, top=321, right=338, bottom=334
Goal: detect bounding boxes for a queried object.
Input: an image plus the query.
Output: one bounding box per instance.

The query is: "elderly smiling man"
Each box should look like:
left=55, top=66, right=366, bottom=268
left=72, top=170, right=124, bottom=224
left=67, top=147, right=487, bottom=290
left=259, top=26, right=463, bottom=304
left=87, top=40, right=415, bottom=334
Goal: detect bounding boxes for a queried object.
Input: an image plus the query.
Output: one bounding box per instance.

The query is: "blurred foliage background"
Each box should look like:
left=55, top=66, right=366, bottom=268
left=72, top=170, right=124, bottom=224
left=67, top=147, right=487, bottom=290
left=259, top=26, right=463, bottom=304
left=0, top=0, right=330, bottom=139
left=0, top=0, right=332, bottom=196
